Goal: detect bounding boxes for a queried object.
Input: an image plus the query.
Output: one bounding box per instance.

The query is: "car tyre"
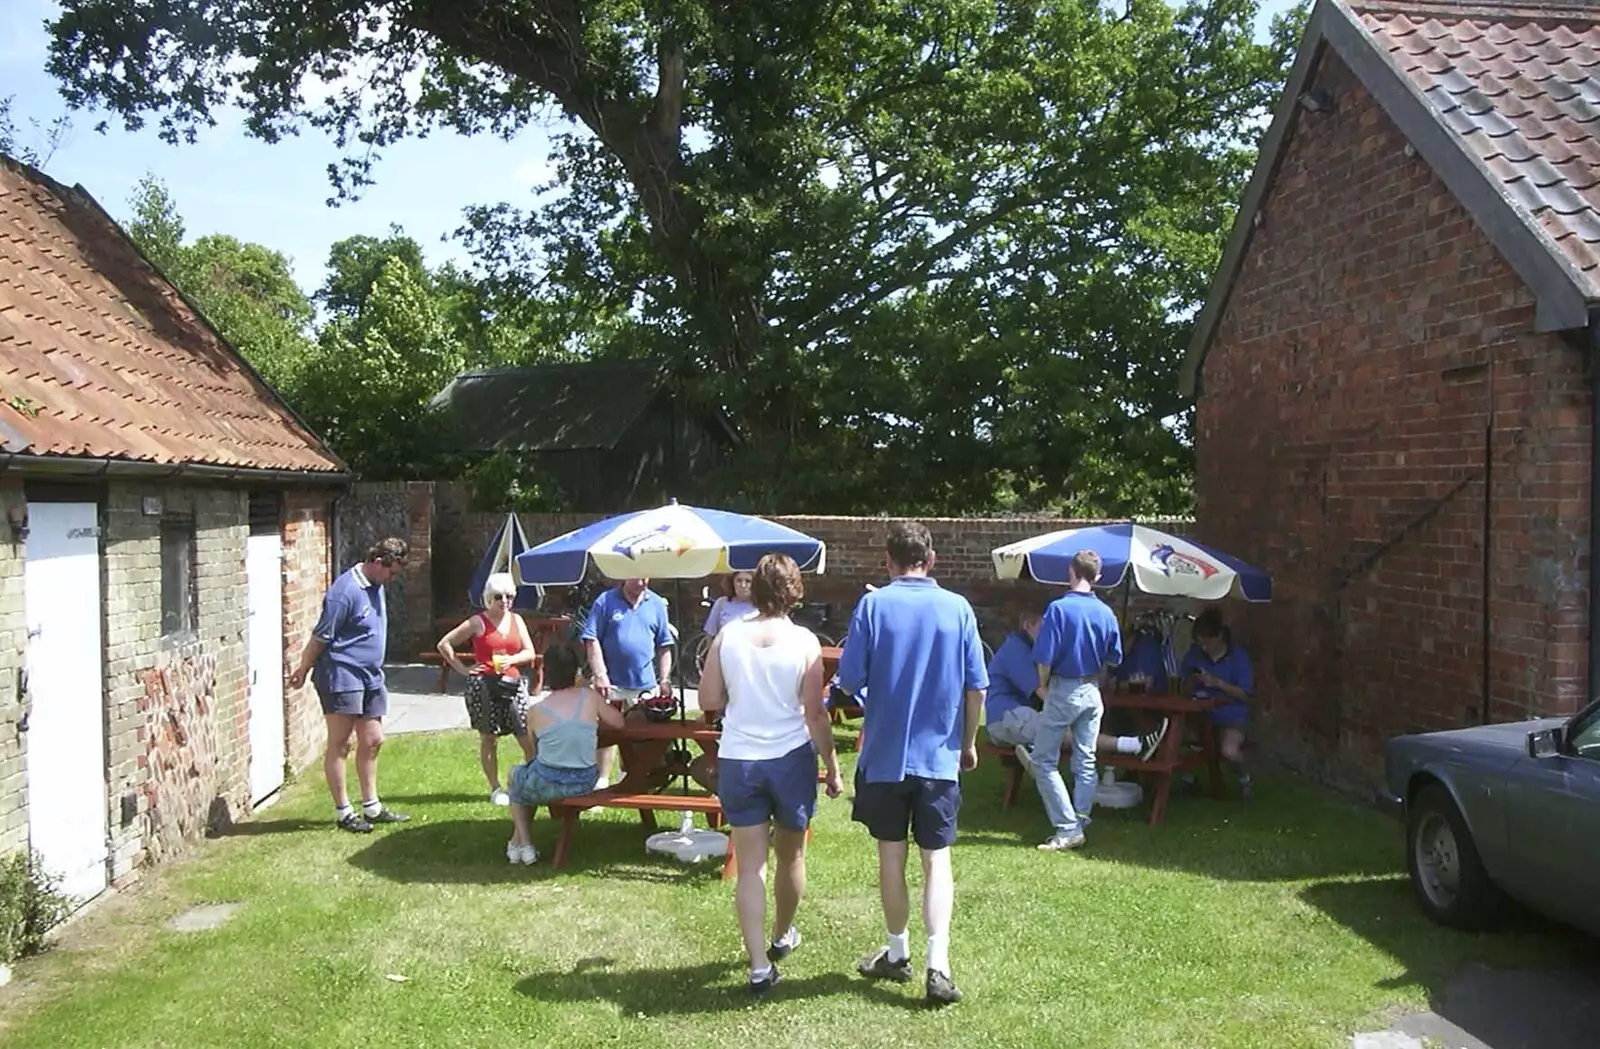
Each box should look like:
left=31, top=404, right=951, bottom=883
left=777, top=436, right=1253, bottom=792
left=1406, top=783, right=1504, bottom=929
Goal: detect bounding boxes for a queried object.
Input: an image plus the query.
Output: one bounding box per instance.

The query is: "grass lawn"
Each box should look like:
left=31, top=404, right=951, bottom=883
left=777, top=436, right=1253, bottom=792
left=0, top=731, right=1585, bottom=1049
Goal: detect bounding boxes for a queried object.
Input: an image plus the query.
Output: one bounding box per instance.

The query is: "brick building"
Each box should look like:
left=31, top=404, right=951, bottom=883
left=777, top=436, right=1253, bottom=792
left=0, top=156, right=345, bottom=904
left=1184, top=0, right=1600, bottom=783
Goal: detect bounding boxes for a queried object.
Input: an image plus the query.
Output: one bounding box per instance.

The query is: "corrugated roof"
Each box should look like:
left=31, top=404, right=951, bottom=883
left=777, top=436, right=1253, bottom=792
left=1181, top=0, right=1600, bottom=397
left=0, top=156, right=344, bottom=475
left=428, top=360, right=674, bottom=453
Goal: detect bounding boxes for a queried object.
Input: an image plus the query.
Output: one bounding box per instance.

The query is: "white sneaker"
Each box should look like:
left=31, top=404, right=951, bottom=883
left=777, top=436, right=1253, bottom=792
left=593, top=777, right=609, bottom=791
left=506, top=841, right=521, bottom=863
left=518, top=844, right=539, bottom=865
left=491, top=789, right=511, bottom=806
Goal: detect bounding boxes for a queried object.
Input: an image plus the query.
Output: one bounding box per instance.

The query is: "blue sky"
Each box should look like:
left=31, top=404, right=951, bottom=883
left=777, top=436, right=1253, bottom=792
left=3, top=0, right=1302, bottom=294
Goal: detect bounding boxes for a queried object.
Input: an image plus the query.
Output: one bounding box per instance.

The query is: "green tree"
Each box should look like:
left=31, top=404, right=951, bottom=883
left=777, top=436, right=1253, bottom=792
left=50, top=0, right=1298, bottom=514
left=125, top=176, right=315, bottom=394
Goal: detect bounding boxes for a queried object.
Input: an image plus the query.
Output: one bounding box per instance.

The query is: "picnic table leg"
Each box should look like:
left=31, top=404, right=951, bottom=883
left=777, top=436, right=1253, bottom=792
left=437, top=664, right=450, bottom=693
left=550, top=805, right=579, bottom=868
left=1146, top=772, right=1173, bottom=825
left=640, top=809, right=659, bottom=831
left=721, top=833, right=736, bottom=880
left=1002, top=758, right=1021, bottom=810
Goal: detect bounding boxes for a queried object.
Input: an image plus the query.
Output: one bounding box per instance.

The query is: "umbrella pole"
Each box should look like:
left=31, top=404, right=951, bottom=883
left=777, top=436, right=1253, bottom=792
left=1120, top=571, right=1133, bottom=625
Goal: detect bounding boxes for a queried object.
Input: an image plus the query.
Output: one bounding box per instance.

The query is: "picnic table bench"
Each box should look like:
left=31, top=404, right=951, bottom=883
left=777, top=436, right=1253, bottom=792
left=982, top=692, right=1225, bottom=824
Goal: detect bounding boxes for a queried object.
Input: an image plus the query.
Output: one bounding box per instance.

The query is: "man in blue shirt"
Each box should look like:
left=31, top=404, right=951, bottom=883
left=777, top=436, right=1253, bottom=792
left=836, top=522, right=987, bottom=1006
left=1179, top=607, right=1256, bottom=798
left=289, top=537, right=412, bottom=834
left=1016, top=550, right=1122, bottom=852
left=582, top=577, right=675, bottom=786
left=987, top=607, right=1165, bottom=762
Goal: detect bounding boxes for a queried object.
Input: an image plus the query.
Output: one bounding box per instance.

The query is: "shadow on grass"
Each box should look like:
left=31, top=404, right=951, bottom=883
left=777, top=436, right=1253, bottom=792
left=347, top=819, right=730, bottom=885
left=379, top=792, right=488, bottom=806
left=514, top=957, right=926, bottom=1014
left=213, top=817, right=327, bottom=837
left=1298, top=876, right=1599, bottom=1049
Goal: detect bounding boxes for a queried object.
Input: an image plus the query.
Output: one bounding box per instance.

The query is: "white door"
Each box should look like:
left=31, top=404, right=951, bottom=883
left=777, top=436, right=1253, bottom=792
left=23, top=501, right=108, bottom=904
left=246, top=532, right=285, bottom=803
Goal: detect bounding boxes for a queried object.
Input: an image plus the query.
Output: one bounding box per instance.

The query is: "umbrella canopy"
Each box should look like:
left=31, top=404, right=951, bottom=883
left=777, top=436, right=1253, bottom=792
left=992, top=522, right=1271, bottom=602
left=514, top=501, right=826, bottom=586
left=468, top=512, right=545, bottom=610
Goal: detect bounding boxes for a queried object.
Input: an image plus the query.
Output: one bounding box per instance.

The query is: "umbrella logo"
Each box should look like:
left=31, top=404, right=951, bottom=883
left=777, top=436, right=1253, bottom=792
left=612, top=523, right=696, bottom=560
left=1150, top=544, right=1219, bottom=580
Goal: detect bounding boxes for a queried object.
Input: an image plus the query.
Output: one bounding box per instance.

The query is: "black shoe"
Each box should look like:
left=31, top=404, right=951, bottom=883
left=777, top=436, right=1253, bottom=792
left=365, top=807, right=410, bottom=824
left=767, top=927, right=802, bottom=962
left=926, top=969, right=962, bottom=1005
left=336, top=812, right=373, bottom=834
left=1138, top=717, right=1171, bottom=761
left=857, top=947, right=913, bottom=983
left=749, top=964, right=781, bottom=996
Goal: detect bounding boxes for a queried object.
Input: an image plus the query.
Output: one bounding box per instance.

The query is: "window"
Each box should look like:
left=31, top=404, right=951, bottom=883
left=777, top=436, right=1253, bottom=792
left=1568, top=706, right=1600, bottom=760
left=160, top=517, right=197, bottom=637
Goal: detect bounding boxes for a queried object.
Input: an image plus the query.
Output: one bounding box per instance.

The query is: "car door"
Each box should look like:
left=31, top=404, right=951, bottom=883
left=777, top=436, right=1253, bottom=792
left=1501, top=702, right=1600, bottom=932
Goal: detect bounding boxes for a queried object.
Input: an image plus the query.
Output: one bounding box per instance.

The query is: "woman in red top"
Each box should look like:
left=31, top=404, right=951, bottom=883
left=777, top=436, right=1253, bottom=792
left=437, top=572, right=539, bottom=805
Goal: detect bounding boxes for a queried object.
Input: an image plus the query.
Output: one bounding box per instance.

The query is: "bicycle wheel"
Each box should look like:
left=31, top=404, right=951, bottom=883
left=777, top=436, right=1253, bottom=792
left=680, top=629, right=710, bottom=689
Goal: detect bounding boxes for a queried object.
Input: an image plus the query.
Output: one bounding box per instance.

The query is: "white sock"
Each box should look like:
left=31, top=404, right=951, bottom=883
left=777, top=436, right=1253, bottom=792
left=886, top=929, right=910, bottom=963
left=362, top=798, right=382, bottom=816
left=927, top=933, right=951, bottom=976
left=773, top=926, right=799, bottom=948
left=335, top=804, right=354, bottom=819
left=750, top=964, right=773, bottom=982
left=1116, top=736, right=1141, bottom=754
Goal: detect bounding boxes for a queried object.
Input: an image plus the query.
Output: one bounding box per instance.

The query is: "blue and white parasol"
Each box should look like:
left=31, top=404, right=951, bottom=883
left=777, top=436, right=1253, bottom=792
left=514, top=500, right=826, bottom=585
left=468, top=512, right=545, bottom=610
left=991, top=522, right=1271, bottom=602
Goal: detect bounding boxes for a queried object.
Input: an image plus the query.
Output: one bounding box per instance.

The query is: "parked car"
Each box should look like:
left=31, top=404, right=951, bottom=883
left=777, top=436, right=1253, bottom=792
left=1377, top=701, right=1600, bottom=935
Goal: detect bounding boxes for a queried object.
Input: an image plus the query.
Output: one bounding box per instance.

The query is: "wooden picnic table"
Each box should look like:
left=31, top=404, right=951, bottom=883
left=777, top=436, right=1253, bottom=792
left=418, top=612, right=574, bottom=692
left=546, top=717, right=733, bottom=876
left=983, top=691, right=1224, bottom=825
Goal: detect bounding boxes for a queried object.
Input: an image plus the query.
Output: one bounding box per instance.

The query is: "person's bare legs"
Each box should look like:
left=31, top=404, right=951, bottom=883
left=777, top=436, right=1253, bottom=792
left=479, top=732, right=502, bottom=792
left=877, top=838, right=911, bottom=945
left=771, top=826, right=808, bottom=942
left=1220, top=727, right=1251, bottom=797
left=353, top=717, right=385, bottom=806
left=323, top=713, right=358, bottom=808
left=510, top=803, right=534, bottom=847
left=732, top=824, right=771, bottom=974
left=921, top=846, right=954, bottom=975
left=515, top=731, right=534, bottom=765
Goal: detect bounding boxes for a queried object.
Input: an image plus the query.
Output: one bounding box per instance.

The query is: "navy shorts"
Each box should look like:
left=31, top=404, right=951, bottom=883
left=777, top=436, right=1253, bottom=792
left=852, top=771, right=960, bottom=849
left=717, top=741, right=819, bottom=831
left=318, top=686, right=388, bottom=719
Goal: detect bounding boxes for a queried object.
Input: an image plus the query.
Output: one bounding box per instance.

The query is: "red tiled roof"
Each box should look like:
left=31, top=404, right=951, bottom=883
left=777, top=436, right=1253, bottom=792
left=1359, top=1, right=1600, bottom=289
left=0, top=157, right=343, bottom=475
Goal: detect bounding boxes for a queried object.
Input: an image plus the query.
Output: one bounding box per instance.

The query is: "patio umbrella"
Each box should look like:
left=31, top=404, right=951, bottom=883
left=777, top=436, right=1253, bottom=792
left=467, top=512, right=544, bottom=611
left=514, top=500, right=826, bottom=587
left=991, top=521, right=1272, bottom=603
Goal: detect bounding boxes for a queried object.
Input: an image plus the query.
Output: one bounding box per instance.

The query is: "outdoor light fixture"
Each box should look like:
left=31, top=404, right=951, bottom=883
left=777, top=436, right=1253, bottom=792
left=6, top=506, right=27, bottom=543
left=1297, top=87, right=1336, bottom=113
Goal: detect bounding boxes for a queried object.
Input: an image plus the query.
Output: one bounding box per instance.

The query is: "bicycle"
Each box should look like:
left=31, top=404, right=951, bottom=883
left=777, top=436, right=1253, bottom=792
left=790, top=600, right=843, bottom=649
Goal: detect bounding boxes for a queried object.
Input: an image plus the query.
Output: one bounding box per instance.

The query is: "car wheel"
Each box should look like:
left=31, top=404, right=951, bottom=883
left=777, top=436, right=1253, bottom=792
left=1406, top=783, right=1503, bottom=929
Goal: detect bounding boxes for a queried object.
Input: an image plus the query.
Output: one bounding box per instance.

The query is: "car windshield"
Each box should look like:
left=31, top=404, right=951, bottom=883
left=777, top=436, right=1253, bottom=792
left=1570, top=708, right=1600, bottom=758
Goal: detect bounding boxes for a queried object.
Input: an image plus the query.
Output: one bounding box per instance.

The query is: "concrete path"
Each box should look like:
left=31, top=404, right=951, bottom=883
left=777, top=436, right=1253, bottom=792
left=382, top=663, right=703, bottom=735
left=1352, top=961, right=1600, bottom=1049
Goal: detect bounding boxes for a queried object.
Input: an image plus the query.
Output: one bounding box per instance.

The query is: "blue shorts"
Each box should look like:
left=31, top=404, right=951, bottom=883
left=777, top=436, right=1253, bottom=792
left=851, top=772, right=960, bottom=850
left=318, top=686, right=388, bottom=719
left=717, top=741, right=819, bottom=830
left=1211, top=701, right=1249, bottom=728
left=508, top=761, right=599, bottom=806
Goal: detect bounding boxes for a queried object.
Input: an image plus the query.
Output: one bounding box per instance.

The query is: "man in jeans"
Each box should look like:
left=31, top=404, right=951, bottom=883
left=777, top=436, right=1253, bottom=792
left=1015, top=550, right=1122, bottom=851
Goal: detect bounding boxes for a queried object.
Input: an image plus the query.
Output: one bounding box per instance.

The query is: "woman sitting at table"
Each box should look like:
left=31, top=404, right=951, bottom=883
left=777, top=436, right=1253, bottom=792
left=436, top=572, right=539, bottom=806
left=1179, top=607, right=1255, bottom=799
left=504, top=643, right=625, bottom=864
left=703, top=570, right=757, bottom=637
left=699, top=553, right=843, bottom=995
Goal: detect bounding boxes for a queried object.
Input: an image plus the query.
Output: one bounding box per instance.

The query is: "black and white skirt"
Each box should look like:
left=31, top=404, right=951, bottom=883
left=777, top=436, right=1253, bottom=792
left=463, top=674, right=528, bottom=737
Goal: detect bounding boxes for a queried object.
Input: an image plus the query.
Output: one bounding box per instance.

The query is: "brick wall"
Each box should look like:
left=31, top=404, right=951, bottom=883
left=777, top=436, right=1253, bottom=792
left=283, top=491, right=332, bottom=771
left=0, top=480, right=25, bottom=856
left=1195, top=52, right=1591, bottom=787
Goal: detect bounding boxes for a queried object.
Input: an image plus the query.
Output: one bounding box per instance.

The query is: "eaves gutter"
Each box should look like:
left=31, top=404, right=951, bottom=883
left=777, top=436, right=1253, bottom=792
left=0, top=452, right=351, bottom=487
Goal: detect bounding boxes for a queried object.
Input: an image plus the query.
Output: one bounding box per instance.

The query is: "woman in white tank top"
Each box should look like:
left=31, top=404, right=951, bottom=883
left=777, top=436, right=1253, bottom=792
left=699, top=553, right=842, bottom=994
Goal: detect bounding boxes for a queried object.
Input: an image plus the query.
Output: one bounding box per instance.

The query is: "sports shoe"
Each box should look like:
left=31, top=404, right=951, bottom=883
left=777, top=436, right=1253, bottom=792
left=1012, top=744, right=1035, bottom=772
left=1037, top=831, right=1086, bottom=851
left=518, top=844, right=539, bottom=865
left=1138, top=718, right=1171, bottom=761
left=336, top=812, right=373, bottom=834
left=506, top=841, right=522, bottom=864
left=749, top=964, right=781, bottom=996
left=491, top=789, right=511, bottom=806
left=768, top=927, right=802, bottom=962
left=857, top=947, right=913, bottom=983
left=926, top=969, right=963, bottom=1005
left=364, top=807, right=410, bottom=824
left=1238, top=779, right=1254, bottom=801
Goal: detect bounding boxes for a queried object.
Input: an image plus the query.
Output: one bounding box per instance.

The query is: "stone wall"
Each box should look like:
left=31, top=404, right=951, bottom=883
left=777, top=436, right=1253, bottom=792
left=0, top=479, right=25, bottom=857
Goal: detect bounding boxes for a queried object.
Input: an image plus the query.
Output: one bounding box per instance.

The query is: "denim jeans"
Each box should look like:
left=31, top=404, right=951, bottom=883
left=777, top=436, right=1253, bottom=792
left=1024, top=677, right=1103, bottom=837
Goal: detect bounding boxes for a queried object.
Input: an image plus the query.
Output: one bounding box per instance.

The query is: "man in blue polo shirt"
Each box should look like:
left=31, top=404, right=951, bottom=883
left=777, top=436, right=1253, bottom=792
left=289, top=537, right=412, bottom=834
left=583, top=576, right=674, bottom=785
left=836, top=522, right=987, bottom=1007
left=1016, top=549, right=1122, bottom=852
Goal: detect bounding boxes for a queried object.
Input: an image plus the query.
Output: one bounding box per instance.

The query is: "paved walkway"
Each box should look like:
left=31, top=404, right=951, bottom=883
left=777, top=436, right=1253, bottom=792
left=383, top=663, right=703, bottom=735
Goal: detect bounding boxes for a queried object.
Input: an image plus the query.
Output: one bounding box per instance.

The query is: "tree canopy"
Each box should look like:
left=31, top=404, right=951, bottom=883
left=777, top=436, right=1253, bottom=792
left=49, top=0, right=1303, bottom=515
